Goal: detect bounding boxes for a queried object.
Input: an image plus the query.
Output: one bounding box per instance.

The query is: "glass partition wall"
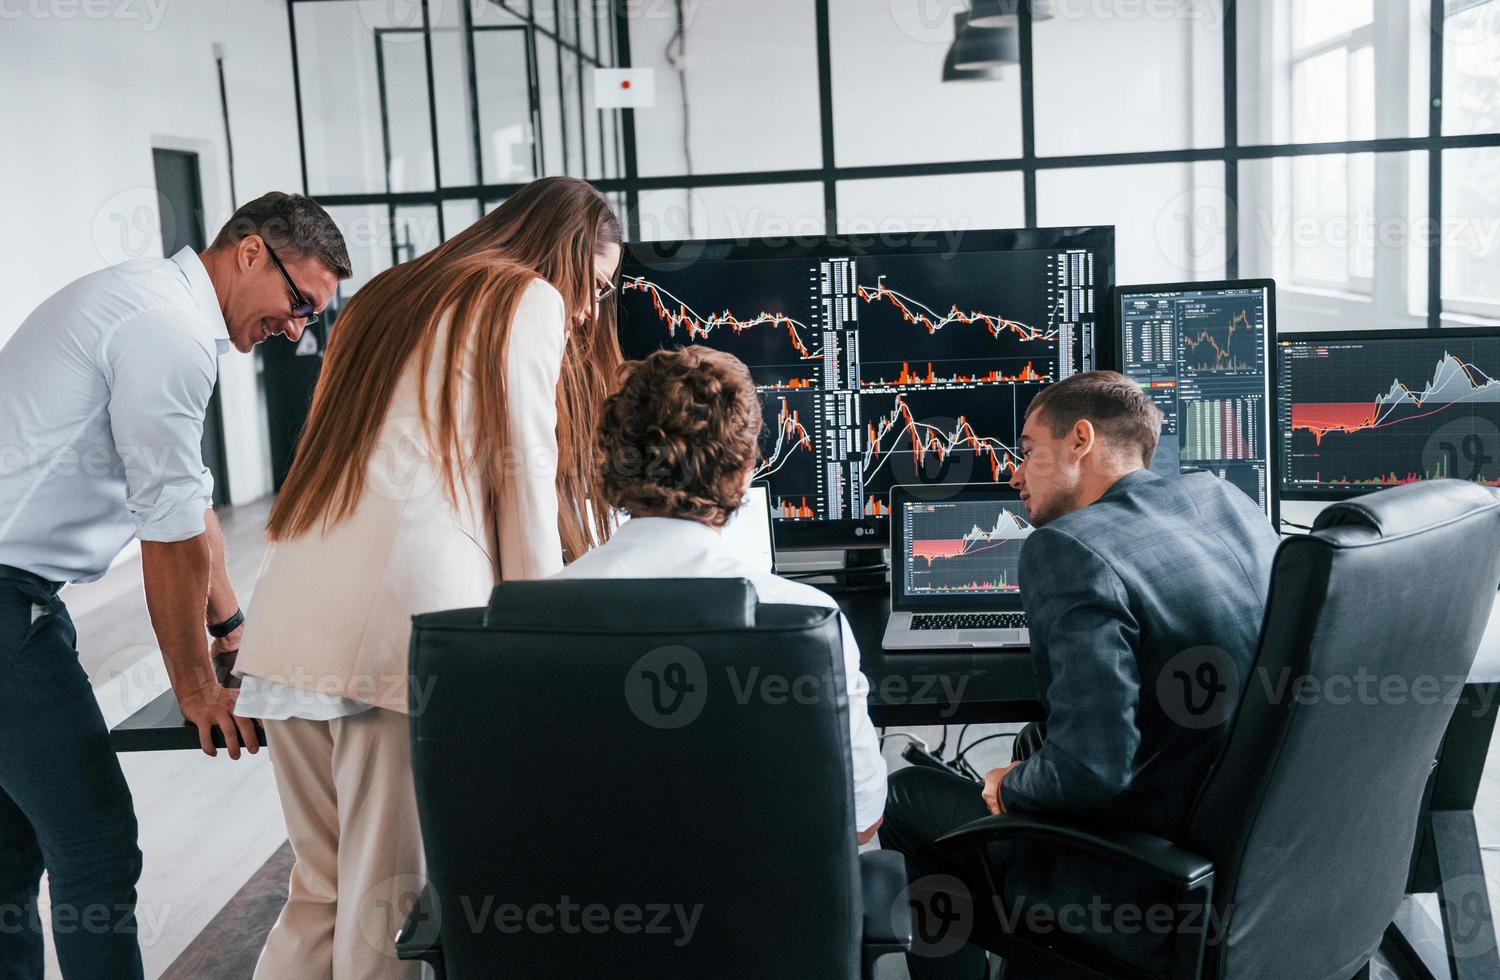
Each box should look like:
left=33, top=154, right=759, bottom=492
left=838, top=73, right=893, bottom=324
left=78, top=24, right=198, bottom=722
left=289, top=0, right=1500, bottom=333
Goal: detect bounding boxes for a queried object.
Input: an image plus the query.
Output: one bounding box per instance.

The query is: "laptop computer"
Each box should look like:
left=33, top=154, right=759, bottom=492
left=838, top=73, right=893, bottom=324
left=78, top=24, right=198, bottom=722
left=881, top=484, right=1033, bottom=650
left=721, top=483, right=776, bottom=573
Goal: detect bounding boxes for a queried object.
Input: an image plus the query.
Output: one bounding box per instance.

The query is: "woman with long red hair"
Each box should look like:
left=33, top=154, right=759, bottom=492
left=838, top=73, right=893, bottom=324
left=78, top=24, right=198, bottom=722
left=233, top=176, right=622, bottom=978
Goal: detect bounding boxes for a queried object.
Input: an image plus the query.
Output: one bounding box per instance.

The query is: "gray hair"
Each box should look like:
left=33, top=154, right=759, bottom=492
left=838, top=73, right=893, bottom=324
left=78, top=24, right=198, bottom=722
left=210, top=191, right=352, bottom=279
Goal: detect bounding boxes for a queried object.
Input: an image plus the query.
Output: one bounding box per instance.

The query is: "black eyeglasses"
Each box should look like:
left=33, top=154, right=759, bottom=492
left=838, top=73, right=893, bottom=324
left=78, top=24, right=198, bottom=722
left=264, top=240, right=320, bottom=327
left=595, top=279, right=617, bottom=305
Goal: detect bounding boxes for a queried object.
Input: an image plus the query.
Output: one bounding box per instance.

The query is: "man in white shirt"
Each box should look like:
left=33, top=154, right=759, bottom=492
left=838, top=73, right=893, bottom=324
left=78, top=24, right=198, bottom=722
left=0, top=192, right=348, bottom=978
left=554, top=345, right=887, bottom=841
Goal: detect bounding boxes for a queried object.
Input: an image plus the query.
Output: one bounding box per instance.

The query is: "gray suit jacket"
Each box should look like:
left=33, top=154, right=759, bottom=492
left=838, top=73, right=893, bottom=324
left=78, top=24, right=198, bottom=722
left=1001, top=469, right=1279, bottom=838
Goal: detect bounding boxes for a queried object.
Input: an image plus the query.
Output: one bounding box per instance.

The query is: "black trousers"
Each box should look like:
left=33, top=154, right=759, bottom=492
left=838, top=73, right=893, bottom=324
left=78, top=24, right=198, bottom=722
left=880, top=724, right=1043, bottom=980
left=0, top=572, right=144, bottom=980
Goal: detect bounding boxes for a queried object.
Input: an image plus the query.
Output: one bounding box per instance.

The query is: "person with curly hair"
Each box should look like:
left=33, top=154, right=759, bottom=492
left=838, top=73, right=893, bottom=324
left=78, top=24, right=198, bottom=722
left=554, top=345, right=887, bottom=842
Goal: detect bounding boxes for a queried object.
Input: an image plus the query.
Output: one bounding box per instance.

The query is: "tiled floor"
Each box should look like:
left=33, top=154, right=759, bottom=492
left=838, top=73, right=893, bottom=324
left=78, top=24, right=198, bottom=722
left=32, top=497, right=1500, bottom=978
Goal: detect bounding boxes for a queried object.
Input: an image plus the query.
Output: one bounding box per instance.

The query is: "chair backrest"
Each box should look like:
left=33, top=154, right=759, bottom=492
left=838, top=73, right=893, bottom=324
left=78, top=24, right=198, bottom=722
left=408, top=578, right=864, bottom=979
left=1184, top=481, right=1500, bottom=980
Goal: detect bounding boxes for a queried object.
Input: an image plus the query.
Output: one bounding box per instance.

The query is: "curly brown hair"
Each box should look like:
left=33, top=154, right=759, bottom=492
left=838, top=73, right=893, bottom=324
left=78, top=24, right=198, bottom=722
left=597, top=346, right=763, bottom=527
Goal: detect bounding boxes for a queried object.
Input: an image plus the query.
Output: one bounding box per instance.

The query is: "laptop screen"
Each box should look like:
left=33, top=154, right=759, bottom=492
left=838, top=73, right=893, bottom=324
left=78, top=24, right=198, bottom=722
left=722, top=485, right=775, bottom=573
left=895, top=491, right=1034, bottom=608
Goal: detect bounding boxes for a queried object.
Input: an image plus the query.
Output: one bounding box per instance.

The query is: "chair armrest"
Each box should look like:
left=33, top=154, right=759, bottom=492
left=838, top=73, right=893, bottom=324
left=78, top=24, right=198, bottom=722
left=936, top=813, right=1215, bottom=893
left=860, top=850, right=913, bottom=951
left=394, top=882, right=444, bottom=976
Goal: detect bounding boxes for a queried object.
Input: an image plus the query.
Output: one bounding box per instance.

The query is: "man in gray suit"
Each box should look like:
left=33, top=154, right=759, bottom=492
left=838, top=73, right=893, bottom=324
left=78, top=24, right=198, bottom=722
left=881, top=371, right=1280, bottom=979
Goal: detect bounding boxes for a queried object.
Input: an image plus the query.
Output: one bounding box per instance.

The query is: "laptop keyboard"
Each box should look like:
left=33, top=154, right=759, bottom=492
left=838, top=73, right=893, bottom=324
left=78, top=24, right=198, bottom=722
left=911, top=612, right=1028, bottom=631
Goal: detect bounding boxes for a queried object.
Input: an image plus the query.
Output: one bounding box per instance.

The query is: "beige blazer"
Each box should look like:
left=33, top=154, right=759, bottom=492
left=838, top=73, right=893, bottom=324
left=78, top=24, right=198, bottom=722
left=235, top=278, right=568, bottom=713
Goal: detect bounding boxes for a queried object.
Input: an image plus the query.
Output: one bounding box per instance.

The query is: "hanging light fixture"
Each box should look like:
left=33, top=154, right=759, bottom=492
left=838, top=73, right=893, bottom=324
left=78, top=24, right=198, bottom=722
left=942, top=13, right=1006, bottom=80
left=946, top=11, right=1019, bottom=72
left=968, top=0, right=1056, bottom=27
left=967, top=0, right=1018, bottom=28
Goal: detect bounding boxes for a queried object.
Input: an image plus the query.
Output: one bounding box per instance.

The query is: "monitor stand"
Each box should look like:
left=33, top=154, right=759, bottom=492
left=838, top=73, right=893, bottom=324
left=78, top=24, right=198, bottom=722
left=841, top=549, right=889, bottom=589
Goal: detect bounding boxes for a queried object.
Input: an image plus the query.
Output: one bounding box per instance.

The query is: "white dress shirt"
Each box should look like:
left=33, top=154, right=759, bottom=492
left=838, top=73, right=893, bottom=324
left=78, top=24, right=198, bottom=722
left=0, top=248, right=226, bottom=584
left=553, top=516, right=889, bottom=831
left=235, top=278, right=569, bottom=719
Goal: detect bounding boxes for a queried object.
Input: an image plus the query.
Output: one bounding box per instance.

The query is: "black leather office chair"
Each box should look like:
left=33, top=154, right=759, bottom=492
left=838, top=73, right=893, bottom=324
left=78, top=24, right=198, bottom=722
left=395, top=578, right=910, bottom=979
left=937, top=480, right=1500, bottom=980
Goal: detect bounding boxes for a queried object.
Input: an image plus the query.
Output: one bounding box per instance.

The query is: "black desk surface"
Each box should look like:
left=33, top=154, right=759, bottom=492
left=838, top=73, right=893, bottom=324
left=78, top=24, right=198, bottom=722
left=109, top=583, right=1040, bottom=751
left=827, top=585, right=1041, bottom=726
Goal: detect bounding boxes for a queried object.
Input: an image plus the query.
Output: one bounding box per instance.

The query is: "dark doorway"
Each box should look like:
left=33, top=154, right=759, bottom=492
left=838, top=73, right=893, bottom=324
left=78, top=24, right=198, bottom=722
left=153, top=148, right=231, bottom=507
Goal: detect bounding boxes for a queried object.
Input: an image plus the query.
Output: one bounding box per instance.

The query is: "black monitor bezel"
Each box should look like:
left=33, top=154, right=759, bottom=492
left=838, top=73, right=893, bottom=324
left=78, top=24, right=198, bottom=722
left=1112, top=278, right=1280, bottom=530
left=618, top=225, right=1116, bottom=552
left=1274, top=324, right=1500, bottom=501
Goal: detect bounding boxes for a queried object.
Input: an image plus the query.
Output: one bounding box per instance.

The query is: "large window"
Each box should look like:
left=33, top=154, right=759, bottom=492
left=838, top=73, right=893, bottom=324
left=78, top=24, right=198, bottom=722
left=288, top=0, right=1500, bottom=333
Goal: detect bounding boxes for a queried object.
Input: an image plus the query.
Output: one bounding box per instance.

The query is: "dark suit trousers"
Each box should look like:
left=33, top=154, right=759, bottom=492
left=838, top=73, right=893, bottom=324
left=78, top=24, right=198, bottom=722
left=0, top=574, right=143, bottom=980
left=879, top=724, right=1043, bottom=980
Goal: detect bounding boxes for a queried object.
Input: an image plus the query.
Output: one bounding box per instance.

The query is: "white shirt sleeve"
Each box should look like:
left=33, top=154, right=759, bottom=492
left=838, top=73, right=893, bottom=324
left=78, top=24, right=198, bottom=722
left=839, top=609, right=889, bottom=831
left=102, top=308, right=216, bottom=543
left=498, top=280, right=568, bottom=581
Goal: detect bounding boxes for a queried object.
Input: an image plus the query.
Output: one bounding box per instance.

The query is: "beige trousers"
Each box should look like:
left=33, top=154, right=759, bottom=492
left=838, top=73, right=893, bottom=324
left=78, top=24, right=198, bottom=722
left=253, top=708, right=428, bottom=980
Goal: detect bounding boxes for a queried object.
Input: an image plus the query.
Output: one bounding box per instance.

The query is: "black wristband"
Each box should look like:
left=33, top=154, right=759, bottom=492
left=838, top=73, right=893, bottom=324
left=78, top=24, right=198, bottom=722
left=208, top=608, right=245, bottom=638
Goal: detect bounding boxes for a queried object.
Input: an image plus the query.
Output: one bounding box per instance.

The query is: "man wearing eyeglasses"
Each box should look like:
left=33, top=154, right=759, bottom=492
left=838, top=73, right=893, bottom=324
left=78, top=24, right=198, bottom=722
left=0, top=191, right=350, bottom=978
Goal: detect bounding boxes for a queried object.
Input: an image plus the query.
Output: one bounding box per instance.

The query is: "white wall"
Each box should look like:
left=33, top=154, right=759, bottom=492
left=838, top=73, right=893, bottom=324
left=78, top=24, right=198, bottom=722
left=0, top=0, right=302, bottom=504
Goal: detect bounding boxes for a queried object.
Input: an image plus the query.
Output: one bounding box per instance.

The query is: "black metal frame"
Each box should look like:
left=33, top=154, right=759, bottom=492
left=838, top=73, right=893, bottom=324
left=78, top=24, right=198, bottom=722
left=289, top=0, right=619, bottom=227
left=285, top=0, right=1500, bottom=330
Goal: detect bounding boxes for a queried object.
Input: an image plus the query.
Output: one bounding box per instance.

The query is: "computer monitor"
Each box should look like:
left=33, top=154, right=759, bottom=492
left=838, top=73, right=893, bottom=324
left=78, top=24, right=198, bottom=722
left=1115, top=280, right=1278, bottom=523
left=617, top=227, right=1114, bottom=550
left=1275, top=326, right=1500, bottom=497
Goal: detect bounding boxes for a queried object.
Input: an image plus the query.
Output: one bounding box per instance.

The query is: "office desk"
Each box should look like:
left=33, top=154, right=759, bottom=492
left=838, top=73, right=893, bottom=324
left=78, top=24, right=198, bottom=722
left=108, top=585, right=1041, bottom=751
left=826, top=585, right=1041, bottom=727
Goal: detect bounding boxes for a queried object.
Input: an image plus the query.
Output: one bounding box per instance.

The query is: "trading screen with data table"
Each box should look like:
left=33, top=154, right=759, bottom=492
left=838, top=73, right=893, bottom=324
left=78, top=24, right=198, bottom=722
left=1117, top=280, right=1276, bottom=520
left=1277, top=328, right=1500, bottom=496
left=617, top=228, right=1113, bottom=550
left=899, top=496, right=1035, bottom=599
